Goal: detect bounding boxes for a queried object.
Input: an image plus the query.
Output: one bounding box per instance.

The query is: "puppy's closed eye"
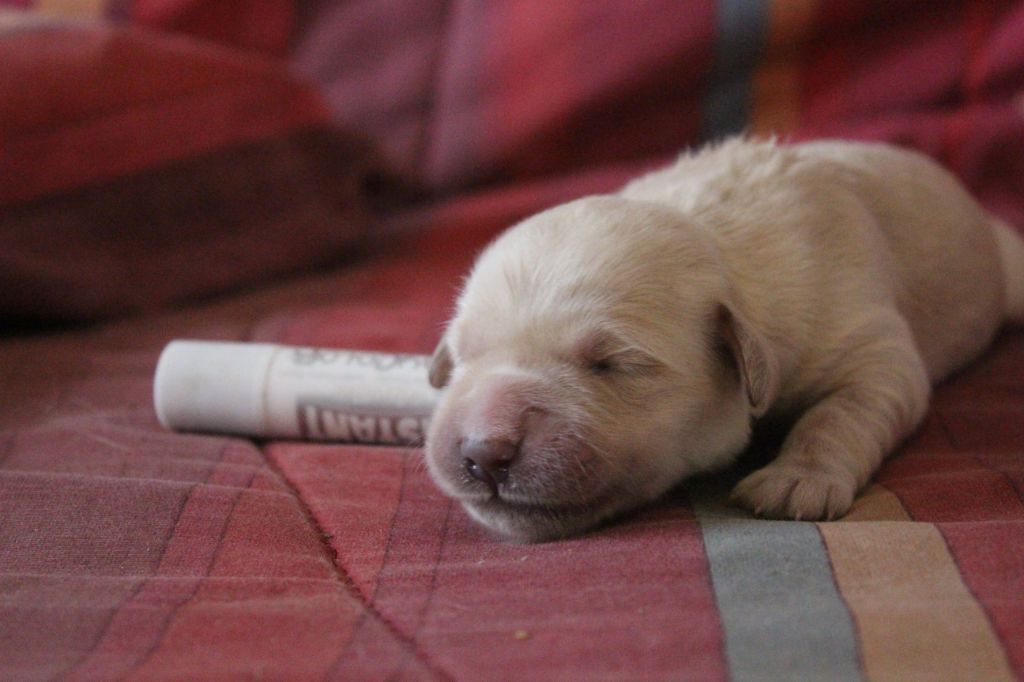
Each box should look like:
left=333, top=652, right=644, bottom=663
left=575, top=334, right=660, bottom=379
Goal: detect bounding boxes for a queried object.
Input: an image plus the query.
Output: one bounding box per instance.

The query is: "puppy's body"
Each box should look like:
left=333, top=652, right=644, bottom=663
left=426, top=138, right=1024, bottom=541
left=624, top=140, right=1007, bottom=387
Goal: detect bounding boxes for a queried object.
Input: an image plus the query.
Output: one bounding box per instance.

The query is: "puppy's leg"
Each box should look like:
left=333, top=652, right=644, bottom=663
left=731, top=314, right=931, bottom=520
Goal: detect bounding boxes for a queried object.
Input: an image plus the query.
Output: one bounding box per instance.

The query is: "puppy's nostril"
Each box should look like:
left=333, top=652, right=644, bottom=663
left=460, top=438, right=517, bottom=491
left=464, top=458, right=508, bottom=487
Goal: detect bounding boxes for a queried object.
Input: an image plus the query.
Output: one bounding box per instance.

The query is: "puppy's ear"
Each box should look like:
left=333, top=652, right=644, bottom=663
left=428, top=334, right=453, bottom=388
left=717, top=304, right=779, bottom=417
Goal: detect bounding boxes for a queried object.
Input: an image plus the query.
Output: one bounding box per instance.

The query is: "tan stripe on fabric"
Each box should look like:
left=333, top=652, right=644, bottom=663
left=750, top=0, right=818, bottom=135
left=842, top=484, right=913, bottom=522
left=35, top=0, right=109, bottom=19
left=819, top=522, right=1014, bottom=681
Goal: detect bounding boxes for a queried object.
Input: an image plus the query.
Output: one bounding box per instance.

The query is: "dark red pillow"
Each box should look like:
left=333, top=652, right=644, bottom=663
left=0, top=12, right=372, bottom=324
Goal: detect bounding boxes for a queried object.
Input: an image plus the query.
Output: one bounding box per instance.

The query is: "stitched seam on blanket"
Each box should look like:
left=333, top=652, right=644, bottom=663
left=393, top=497, right=454, bottom=679
left=57, top=476, right=200, bottom=680
left=373, top=452, right=411, bottom=606
left=123, top=468, right=257, bottom=677
left=325, top=451, right=411, bottom=673
left=59, top=438, right=242, bottom=680
left=264, top=448, right=455, bottom=681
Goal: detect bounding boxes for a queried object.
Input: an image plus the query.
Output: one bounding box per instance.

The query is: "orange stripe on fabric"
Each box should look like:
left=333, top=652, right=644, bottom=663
left=35, top=0, right=110, bottom=19
left=750, top=0, right=817, bottom=136
left=819, top=522, right=1015, bottom=681
left=842, top=483, right=913, bottom=522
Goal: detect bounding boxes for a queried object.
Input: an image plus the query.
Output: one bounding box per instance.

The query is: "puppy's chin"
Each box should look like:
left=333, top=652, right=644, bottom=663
left=459, top=489, right=630, bottom=543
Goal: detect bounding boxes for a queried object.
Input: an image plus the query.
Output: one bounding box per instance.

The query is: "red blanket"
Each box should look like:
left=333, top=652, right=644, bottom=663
left=2, top=2, right=1023, bottom=679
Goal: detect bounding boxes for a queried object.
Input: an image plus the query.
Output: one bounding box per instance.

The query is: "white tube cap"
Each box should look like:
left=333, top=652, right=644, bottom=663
left=154, top=340, right=276, bottom=437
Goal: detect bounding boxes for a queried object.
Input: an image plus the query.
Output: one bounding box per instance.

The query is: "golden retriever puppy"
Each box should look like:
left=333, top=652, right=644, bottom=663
left=425, top=138, right=1024, bottom=541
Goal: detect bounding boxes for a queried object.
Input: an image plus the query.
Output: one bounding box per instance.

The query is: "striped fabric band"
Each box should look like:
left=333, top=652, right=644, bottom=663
left=702, top=0, right=817, bottom=141
left=701, top=0, right=771, bottom=141
left=690, top=484, right=863, bottom=681
left=691, top=480, right=1017, bottom=680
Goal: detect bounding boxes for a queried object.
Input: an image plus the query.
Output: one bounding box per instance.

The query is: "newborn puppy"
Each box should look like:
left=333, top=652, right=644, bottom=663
left=425, top=138, right=1024, bottom=542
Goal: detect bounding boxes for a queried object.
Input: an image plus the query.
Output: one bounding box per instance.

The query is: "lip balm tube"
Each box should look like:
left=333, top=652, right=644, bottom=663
left=154, top=340, right=440, bottom=445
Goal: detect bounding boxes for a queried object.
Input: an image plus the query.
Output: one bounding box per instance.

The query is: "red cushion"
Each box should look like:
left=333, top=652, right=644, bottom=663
left=0, top=13, right=371, bottom=323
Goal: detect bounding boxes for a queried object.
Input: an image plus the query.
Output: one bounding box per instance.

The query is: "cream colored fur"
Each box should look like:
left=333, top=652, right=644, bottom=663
left=425, top=138, right=1024, bottom=541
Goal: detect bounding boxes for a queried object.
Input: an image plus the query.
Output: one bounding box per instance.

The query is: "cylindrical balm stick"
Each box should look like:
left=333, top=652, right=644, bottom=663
left=154, top=340, right=440, bottom=445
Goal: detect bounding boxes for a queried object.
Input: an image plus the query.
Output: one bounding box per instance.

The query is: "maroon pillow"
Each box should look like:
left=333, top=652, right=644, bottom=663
left=0, top=12, right=372, bottom=324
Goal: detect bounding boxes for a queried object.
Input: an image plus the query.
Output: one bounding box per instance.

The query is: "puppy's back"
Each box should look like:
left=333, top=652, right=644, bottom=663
left=621, top=138, right=1007, bottom=383
left=794, top=140, right=1005, bottom=380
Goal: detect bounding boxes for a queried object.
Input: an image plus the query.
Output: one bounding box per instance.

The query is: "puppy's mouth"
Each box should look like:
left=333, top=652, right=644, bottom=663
left=465, top=491, right=605, bottom=515
left=455, top=485, right=625, bottom=541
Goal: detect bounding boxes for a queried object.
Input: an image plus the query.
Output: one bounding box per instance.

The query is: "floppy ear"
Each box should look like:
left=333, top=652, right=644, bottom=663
left=428, top=334, right=453, bottom=388
left=716, top=303, right=779, bottom=417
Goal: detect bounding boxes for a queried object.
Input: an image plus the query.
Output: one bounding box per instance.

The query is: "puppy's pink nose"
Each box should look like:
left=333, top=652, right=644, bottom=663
left=461, top=438, right=517, bottom=493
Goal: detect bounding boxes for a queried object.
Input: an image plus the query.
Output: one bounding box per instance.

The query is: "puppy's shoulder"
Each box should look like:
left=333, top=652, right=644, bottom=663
left=619, top=137, right=805, bottom=213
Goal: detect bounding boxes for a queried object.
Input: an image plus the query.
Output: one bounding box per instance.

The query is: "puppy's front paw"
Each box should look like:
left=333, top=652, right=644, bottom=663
left=731, top=463, right=856, bottom=521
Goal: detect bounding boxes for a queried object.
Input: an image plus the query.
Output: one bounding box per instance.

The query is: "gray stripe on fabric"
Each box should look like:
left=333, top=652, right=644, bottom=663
left=690, top=485, right=864, bottom=682
left=701, top=0, right=770, bottom=141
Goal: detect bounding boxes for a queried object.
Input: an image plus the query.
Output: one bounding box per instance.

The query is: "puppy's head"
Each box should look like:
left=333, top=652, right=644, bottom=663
left=425, top=196, right=777, bottom=541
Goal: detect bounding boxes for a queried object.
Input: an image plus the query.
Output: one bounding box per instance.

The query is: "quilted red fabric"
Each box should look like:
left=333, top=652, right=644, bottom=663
left=2, top=1, right=1024, bottom=680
